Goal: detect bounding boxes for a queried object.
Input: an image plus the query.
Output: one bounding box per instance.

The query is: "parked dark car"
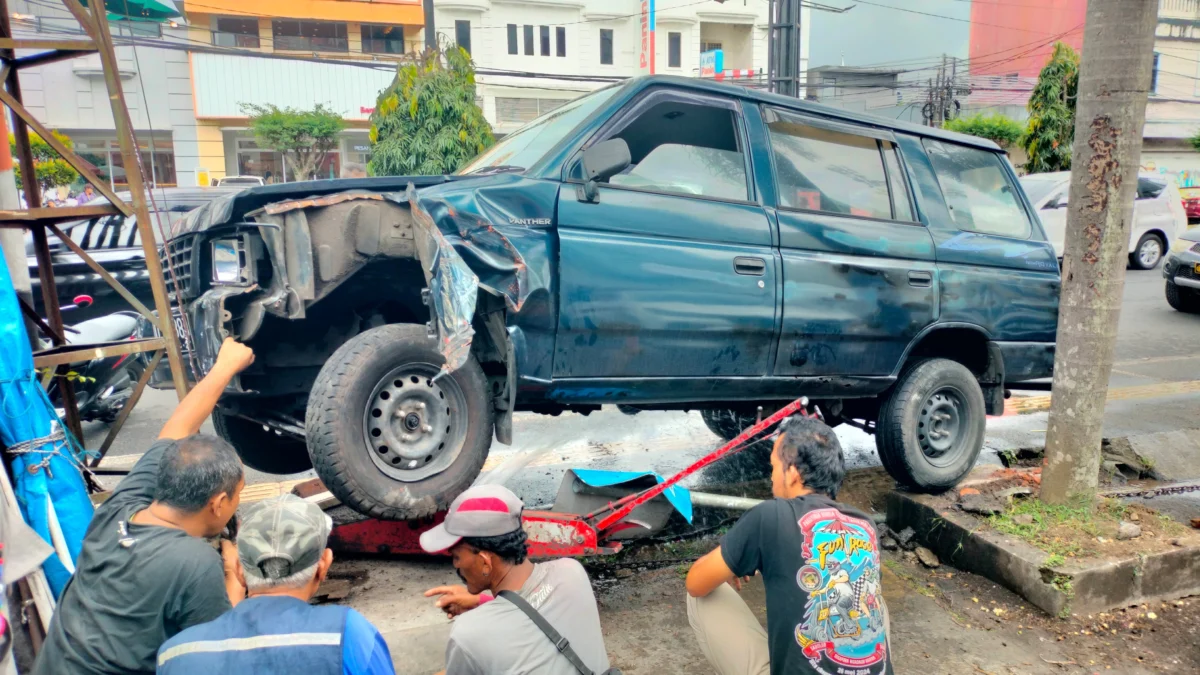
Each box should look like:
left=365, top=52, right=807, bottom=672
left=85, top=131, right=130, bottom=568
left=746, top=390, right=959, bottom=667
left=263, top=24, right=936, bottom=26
left=27, top=187, right=241, bottom=322
left=149, top=75, right=1060, bottom=520
left=1163, top=227, right=1200, bottom=313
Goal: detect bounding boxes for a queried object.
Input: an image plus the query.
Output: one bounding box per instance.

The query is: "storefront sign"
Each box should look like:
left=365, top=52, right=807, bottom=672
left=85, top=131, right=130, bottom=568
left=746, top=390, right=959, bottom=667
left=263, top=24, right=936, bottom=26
left=360, top=106, right=375, bottom=114
left=639, top=0, right=655, bottom=74
left=352, top=145, right=371, bottom=152
left=699, top=50, right=723, bottom=78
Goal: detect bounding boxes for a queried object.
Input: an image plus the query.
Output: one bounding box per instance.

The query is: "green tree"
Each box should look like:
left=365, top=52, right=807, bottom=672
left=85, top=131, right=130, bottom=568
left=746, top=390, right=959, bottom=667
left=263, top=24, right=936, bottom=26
left=9, top=130, right=80, bottom=190
left=241, top=103, right=346, bottom=181
left=368, top=47, right=494, bottom=176
left=1022, top=41, right=1080, bottom=174
left=1188, top=128, right=1200, bottom=153
left=943, top=113, right=1025, bottom=150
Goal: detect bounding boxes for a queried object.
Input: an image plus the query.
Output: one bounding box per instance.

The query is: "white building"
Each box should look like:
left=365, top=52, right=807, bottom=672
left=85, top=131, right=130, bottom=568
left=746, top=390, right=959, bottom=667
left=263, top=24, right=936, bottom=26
left=7, top=0, right=810, bottom=188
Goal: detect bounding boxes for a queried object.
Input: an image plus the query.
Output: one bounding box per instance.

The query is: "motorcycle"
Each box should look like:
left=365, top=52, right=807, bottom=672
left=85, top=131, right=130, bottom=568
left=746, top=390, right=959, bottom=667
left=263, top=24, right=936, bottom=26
left=43, top=295, right=146, bottom=423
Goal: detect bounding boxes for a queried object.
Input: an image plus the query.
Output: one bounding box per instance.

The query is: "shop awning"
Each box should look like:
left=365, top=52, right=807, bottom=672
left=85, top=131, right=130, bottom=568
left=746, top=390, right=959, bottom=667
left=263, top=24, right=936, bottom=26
left=82, top=0, right=181, bottom=20
left=182, top=0, right=424, bottom=25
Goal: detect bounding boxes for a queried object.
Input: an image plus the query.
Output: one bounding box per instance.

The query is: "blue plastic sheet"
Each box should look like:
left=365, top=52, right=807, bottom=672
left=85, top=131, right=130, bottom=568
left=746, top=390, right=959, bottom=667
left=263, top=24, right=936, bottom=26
left=569, top=468, right=695, bottom=524
left=0, top=243, right=94, bottom=596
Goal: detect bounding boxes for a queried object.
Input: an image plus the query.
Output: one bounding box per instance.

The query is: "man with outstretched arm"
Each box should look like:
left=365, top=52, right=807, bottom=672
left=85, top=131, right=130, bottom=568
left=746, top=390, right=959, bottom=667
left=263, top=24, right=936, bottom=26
left=33, top=338, right=256, bottom=675
left=685, top=415, right=892, bottom=675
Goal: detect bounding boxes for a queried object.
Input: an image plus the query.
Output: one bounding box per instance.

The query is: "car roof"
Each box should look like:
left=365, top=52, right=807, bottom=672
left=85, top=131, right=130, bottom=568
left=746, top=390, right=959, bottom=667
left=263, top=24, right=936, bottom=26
left=625, top=75, right=1004, bottom=152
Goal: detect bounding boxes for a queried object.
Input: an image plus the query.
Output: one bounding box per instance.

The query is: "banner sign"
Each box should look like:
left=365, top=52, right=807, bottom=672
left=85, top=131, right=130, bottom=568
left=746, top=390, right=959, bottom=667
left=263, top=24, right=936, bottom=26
left=639, top=0, right=656, bottom=74
left=700, top=49, right=723, bottom=78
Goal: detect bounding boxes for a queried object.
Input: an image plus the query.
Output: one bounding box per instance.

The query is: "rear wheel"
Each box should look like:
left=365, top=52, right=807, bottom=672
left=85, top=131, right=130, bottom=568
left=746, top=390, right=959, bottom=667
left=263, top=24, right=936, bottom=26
left=875, top=358, right=985, bottom=492
left=306, top=324, right=493, bottom=520
left=1130, top=233, right=1164, bottom=270
left=212, top=410, right=312, bottom=474
left=1165, top=280, right=1200, bottom=313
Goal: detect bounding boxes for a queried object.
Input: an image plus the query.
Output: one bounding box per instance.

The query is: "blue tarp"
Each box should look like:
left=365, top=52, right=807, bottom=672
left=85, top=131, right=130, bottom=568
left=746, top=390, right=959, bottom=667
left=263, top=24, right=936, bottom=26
left=0, top=243, right=93, bottom=596
left=569, top=468, right=695, bottom=524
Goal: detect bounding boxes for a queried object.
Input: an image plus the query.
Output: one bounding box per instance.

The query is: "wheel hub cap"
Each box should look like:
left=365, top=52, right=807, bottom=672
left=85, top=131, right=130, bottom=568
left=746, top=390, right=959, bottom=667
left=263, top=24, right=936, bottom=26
left=363, top=365, right=467, bottom=482
left=917, top=388, right=966, bottom=467
left=1140, top=239, right=1161, bottom=266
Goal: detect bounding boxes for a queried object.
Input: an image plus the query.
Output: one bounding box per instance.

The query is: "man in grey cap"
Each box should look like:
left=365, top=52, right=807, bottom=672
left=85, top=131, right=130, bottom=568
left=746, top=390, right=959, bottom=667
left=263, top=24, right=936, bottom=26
left=156, top=495, right=395, bottom=675
left=422, top=484, right=611, bottom=675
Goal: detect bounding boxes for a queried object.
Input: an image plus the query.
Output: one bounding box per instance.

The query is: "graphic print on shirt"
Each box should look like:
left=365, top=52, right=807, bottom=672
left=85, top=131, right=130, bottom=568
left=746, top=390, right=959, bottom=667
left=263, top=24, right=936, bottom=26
left=794, top=508, right=887, bottom=675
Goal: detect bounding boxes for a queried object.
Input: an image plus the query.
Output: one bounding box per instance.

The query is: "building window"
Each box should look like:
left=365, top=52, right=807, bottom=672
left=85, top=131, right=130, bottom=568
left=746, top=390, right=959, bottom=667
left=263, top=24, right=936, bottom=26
left=455, top=20, right=472, bottom=54
left=77, top=136, right=176, bottom=189
left=523, top=25, right=534, bottom=55
left=213, top=17, right=259, bottom=48
left=113, top=20, right=160, bottom=38
left=507, top=24, right=518, bottom=54
left=362, top=24, right=406, bottom=54
left=540, top=26, right=550, bottom=56
left=271, top=20, right=348, bottom=52
left=556, top=26, right=566, bottom=57
left=668, top=32, right=681, bottom=68
left=236, top=139, right=285, bottom=184
left=600, top=28, right=613, bottom=65
left=700, top=40, right=721, bottom=53
left=496, top=97, right=569, bottom=124
left=1151, top=51, right=1160, bottom=94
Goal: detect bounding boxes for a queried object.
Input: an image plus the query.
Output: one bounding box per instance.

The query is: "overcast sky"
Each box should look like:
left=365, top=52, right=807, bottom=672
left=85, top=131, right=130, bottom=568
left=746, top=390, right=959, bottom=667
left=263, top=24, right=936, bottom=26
left=808, top=0, right=971, bottom=70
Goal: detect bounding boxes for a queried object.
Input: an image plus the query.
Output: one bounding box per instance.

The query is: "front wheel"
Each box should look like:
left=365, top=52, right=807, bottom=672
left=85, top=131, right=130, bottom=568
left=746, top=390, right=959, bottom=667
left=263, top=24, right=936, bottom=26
left=1166, top=280, right=1200, bottom=313
left=875, top=358, right=985, bottom=492
left=1130, top=233, right=1164, bottom=270
left=306, top=324, right=493, bottom=520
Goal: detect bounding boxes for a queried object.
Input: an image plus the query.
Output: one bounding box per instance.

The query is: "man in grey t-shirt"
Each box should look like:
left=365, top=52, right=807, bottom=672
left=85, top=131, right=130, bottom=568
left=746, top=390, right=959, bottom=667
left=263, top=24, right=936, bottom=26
left=421, top=485, right=611, bottom=675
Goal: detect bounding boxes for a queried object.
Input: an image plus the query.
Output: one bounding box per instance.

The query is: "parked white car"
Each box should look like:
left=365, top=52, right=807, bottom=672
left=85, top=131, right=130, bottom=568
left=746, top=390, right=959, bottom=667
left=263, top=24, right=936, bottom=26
left=216, top=175, right=265, bottom=187
left=1020, top=171, right=1187, bottom=269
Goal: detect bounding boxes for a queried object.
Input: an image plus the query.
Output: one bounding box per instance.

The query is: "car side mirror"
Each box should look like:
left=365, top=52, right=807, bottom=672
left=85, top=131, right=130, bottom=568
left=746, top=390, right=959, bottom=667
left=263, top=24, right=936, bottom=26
left=577, top=139, right=631, bottom=203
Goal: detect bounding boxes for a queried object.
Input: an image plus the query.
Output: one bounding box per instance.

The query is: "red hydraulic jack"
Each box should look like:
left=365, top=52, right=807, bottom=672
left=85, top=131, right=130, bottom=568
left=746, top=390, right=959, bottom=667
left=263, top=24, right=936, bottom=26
left=326, top=398, right=812, bottom=559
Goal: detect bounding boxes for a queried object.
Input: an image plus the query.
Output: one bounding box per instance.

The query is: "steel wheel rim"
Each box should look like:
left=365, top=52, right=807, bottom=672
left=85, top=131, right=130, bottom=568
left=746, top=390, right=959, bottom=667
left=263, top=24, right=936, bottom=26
left=363, top=363, right=466, bottom=482
left=1139, top=238, right=1162, bottom=267
left=917, top=387, right=968, bottom=468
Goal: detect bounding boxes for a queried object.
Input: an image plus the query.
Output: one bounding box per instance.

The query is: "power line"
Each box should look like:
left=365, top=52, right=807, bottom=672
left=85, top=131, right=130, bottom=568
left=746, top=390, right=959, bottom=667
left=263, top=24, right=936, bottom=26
left=846, top=0, right=1058, bottom=34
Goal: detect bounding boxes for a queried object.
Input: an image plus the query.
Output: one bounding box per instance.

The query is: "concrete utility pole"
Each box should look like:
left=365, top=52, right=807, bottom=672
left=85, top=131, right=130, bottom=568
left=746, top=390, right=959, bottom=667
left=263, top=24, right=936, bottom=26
left=423, top=0, right=436, bottom=52
left=1041, top=0, right=1159, bottom=506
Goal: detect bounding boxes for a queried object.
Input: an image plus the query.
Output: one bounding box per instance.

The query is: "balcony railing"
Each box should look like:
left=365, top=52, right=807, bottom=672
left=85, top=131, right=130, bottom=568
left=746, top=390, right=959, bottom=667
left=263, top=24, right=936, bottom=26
left=1161, top=0, right=1200, bottom=19
left=362, top=38, right=406, bottom=55
left=214, top=32, right=260, bottom=49
left=273, top=35, right=349, bottom=52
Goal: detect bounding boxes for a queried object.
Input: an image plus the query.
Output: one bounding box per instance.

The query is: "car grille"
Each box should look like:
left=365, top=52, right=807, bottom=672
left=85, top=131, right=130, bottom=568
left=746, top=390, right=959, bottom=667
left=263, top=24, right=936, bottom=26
left=1179, top=265, right=1199, bottom=281
left=1192, top=242, right=1200, bottom=254
left=161, top=235, right=198, bottom=301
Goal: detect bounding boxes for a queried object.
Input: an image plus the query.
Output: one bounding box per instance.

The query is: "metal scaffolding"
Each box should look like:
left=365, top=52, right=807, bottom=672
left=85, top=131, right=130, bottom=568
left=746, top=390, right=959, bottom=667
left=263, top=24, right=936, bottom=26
left=0, top=0, right=189, bottom=465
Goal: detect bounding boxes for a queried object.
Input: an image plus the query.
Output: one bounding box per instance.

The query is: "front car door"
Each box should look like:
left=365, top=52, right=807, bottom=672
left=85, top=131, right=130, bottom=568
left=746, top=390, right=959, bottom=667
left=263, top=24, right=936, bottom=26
left=763, top=107, right=938, bottom=380
left=552, top=89, right=778, bottom=397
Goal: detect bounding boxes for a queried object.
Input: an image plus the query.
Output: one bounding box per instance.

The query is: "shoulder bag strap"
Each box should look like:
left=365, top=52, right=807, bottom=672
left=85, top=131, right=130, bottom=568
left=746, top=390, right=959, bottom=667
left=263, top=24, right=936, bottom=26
left=497, top=590, right=595, bottom=675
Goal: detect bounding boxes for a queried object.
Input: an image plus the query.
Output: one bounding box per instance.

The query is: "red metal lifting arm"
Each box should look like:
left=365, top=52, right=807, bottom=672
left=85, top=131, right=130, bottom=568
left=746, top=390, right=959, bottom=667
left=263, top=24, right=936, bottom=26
left=589, top=398, right=810, bottom=534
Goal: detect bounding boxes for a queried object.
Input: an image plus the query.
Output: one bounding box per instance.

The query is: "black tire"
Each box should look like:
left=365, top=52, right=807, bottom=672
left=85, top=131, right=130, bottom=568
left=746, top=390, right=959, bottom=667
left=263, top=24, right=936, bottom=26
left=212, top=411, right=313, bottom=474
left=1129, top=233, right=1165, bottom=270
left=875, top=358, right=986, bottom=492
left=1165, top=280, right=1200, bottom=313
left=306, top=323, right=493, bottom=520
left=700, top=409, right=750, bottom=442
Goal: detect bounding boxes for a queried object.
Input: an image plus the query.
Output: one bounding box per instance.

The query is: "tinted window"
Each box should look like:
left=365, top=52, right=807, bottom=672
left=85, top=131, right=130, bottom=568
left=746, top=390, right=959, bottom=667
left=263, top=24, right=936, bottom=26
left=540, top=26, right=549, bottom=56
left=455, top=20, right=471, bottom=54
left=601, top=95, right=749, bottom=202
left=1138, top=177, right=1165, bottom=200
left=668, top=32, right=681, bottom=68
left=924, top=140, right=1032, bottom=239
left=883, top=147, right=914, bottom=222
left=507, top=24, right=518, bottom=54
left=523, top=25, right=533, bottom=55
left=556, top=27, right=566, bottom=57
left=767, top=113, right=893, bottom=220
left=600, top=29, right=613, bottom=65
left=214, top=17, right=259, bottom=48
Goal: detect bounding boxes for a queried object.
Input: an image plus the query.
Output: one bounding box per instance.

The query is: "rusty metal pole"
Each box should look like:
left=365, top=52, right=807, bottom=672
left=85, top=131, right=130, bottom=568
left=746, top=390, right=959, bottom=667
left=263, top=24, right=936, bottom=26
left=88, top=0, right=189, bottom=397
left=0, top=0, right=85, bottom=441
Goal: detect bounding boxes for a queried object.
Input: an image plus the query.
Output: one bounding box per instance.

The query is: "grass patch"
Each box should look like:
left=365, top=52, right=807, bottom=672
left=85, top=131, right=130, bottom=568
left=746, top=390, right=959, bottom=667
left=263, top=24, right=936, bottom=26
left=986, top=497, right=1133, bottom=558
left=1043, top=553, right=1066, bottom=568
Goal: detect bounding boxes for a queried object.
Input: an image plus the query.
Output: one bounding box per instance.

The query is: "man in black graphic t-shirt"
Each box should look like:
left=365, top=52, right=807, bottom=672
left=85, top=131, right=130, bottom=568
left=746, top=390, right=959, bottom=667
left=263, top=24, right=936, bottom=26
left=685, top=416, right=891, bottom=675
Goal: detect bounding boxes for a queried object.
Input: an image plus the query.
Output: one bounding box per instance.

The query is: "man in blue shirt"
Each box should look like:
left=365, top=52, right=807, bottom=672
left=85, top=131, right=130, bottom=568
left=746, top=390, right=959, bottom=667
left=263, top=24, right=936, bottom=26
left=157, top=495, right=394, bottom=674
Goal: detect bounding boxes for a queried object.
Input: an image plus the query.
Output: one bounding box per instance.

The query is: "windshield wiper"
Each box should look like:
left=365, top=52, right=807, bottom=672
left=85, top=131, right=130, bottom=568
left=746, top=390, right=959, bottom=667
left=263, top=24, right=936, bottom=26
left=467, top=164, right=525, bottom=176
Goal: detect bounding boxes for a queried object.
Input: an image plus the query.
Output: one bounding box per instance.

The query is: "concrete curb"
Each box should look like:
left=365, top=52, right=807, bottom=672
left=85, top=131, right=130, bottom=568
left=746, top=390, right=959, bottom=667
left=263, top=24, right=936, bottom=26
left=886, top=491, right=1200, bottom=616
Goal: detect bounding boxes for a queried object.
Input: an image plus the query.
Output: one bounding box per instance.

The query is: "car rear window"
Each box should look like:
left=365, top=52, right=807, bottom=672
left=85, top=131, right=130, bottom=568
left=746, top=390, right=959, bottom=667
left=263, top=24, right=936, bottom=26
left=923, top=139, right=1032, bottom=239
left=766, top=110, right=914, bottom=222
left=1137, top=177, right=1166, bottom=200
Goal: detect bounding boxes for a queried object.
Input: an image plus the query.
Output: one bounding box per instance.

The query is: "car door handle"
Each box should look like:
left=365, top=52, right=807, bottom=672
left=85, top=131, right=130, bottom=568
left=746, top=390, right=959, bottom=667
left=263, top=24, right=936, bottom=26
left=908, top=270, right=933, bottom=287
left=734, top=257, right=766, bottom=276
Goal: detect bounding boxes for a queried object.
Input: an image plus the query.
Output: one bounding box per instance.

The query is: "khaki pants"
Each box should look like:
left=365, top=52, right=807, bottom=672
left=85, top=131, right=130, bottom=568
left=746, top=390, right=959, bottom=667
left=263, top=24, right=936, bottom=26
left=686, top=585, right=892, bottom=675
left=686, top=584, right=771, bottom=675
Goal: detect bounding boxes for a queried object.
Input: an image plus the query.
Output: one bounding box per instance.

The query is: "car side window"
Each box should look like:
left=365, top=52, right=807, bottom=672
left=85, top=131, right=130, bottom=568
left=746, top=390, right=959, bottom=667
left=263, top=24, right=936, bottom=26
left=597, top=93, right=750, bottom=202
left=766, top=109, right=913, bottom=221
left=923, top=139, right=1032, bottom=239
left=1137, top=177, right=1165, bottom=200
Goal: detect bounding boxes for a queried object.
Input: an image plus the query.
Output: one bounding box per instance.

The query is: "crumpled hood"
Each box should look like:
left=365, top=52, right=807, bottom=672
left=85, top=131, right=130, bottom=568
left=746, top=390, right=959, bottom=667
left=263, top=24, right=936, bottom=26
left=170, top=175, right=452, bottom=238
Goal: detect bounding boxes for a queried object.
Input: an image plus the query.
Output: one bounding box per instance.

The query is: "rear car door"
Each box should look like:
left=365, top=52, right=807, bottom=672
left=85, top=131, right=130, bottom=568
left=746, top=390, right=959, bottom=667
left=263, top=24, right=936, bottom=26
left=554, top=89, right=778, bottom=381
left=764, top=107, right=938, bottom=377
left=911, top=137, right=1059, bottom=357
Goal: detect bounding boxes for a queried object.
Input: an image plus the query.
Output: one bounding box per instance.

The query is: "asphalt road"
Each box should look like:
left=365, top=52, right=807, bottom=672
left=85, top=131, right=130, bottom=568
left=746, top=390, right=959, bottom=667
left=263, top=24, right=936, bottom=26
left=84, top=267, right=1200, bottom=506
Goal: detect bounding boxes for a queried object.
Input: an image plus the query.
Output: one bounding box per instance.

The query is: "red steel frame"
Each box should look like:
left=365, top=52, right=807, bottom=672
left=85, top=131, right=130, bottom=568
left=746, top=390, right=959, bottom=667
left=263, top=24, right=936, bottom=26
left=329, top=397, right=812, bottom=558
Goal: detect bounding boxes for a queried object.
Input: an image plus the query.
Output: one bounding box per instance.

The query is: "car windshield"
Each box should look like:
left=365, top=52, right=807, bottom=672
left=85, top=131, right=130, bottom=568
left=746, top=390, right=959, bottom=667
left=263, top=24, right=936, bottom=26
left=1018, top=176, right=1065, bottom=206
left=457, top=85, right=620, bottom=175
